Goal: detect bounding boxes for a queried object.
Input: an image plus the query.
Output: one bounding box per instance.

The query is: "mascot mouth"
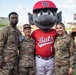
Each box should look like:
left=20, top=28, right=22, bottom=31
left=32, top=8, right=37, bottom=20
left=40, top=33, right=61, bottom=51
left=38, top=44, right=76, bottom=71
left=34, top=14, right=57, bottom=28
left=35, top=20, right=56, bottom=26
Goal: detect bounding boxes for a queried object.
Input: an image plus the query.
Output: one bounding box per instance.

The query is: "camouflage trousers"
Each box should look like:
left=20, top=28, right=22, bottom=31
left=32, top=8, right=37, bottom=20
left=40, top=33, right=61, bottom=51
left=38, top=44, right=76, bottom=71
left=19, top=67, right=36, bottom=75
left=55, top=65, right=69, bottom=75
left=1, top=62, right=18, bottom=75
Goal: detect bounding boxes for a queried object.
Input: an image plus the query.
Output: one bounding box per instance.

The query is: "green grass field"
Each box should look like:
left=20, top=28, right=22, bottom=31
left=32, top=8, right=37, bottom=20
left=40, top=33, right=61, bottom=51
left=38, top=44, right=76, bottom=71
left=73, top=66, right=76, bottom=75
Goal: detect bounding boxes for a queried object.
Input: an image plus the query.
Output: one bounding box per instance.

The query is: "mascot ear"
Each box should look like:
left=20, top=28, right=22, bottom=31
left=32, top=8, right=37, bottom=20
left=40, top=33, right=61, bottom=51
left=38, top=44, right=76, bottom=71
left=57, top=11, right=62, bottom=23
left=28, top=12, right=34, bottom=25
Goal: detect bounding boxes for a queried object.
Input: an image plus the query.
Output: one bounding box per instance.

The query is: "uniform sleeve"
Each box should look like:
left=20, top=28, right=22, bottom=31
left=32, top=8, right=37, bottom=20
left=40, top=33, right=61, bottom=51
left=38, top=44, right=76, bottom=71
left=17, top=28, right=22, bottom=36
left=0, top=28, right=7, bottom=62
left=17, top=29, right=23, bottom=43
left=69, top=37, right=76, bottom=69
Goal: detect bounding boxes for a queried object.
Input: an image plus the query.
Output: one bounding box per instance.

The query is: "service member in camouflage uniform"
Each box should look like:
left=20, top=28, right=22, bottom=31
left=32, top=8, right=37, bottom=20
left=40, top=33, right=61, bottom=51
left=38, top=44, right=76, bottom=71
left=19, top=24, right=36, bottom=75
left=0, top=12, right=22, bottom=75
left=54, top=22, right=76, bottom=75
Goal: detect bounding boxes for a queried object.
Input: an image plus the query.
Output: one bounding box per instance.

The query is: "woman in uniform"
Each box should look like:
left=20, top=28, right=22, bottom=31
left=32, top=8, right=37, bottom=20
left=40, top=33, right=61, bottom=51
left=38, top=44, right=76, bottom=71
left=19, top=24, right=36, bottom=75
left=54, top=22, right=76, bottom=75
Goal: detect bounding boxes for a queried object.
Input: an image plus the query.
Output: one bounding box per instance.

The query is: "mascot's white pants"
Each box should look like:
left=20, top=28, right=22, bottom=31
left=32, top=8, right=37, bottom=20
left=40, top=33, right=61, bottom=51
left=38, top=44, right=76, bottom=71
left=35, top=56, right=54, bottom=75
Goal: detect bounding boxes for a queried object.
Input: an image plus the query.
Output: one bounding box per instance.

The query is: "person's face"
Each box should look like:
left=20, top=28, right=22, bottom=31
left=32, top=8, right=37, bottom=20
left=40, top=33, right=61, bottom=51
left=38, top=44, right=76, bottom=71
left=23, top=28, right=31, bottom=36
left=9, top=14, right=18, bottom=26
left=56, top=24, right=65, bottom=35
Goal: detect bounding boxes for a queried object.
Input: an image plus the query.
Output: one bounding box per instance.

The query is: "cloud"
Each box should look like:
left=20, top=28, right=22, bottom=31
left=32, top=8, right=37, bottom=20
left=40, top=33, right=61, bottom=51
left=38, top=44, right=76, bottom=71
left=67, top=0, right=76, bottom=3
left=3, top=4, right=7, bottom=8
left=18, top=4, right=26, bottom=10
left=56, top=1, right=76, bottom=10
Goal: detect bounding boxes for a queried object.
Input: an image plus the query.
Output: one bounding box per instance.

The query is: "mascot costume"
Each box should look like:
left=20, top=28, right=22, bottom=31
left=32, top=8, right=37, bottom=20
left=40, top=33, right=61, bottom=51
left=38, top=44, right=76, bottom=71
left=28, top=0, right=61, bottom=75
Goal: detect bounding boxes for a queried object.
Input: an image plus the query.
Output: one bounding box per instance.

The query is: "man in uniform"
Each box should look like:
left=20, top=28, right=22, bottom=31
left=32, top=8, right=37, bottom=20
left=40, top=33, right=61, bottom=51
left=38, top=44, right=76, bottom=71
left=0, top=12, right=22, bottom=75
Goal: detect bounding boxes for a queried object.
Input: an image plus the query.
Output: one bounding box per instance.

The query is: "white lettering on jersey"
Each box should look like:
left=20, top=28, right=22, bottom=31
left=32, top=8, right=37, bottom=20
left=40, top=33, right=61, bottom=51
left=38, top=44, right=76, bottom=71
left=38, top=36, right=54, bottom=47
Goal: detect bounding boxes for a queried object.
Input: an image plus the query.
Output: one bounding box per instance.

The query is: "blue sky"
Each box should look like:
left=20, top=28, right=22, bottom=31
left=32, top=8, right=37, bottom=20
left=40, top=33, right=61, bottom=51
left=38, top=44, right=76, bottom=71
left=0, top=0, right=76, bottom=24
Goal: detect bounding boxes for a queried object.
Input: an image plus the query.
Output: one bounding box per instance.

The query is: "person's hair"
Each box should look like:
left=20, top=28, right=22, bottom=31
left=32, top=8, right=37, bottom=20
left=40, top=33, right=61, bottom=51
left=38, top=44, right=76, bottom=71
left=56, top=22, right=65, bottom=28
left=8, top=12, right=18, bottom=18
left=56, top=22, right=67, bottom=34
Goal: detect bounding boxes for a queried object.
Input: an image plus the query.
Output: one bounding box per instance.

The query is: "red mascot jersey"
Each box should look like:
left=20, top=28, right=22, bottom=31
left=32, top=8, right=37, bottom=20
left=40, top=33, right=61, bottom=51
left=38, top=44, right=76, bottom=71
left=31, top=29, right=57, bottom=57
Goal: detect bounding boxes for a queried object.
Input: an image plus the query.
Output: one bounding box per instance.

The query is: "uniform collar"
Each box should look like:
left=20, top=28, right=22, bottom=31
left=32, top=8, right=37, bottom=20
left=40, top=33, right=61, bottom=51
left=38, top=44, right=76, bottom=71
left=57, top=34, right=68, bottom=39
left=9, top=25, right=17, bottom=31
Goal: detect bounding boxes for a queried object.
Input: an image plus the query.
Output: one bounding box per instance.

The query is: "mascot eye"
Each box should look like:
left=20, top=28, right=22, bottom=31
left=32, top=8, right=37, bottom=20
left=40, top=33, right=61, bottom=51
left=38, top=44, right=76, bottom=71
left=38, top=13, right=41, bottom=16
left=47, top=10, right=53, bottom=16
left=37, top=10, right=44, bottom=16
left=38, top=12, right=43, bottom=16
left=49, top=12, right=53, bottom=16
left=41, top=12, right=43, bottom=15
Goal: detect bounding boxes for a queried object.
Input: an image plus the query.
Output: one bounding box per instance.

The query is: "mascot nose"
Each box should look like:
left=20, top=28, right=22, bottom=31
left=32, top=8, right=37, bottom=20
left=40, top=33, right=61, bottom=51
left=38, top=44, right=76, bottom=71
left=37, top=15, right=56, bottom=25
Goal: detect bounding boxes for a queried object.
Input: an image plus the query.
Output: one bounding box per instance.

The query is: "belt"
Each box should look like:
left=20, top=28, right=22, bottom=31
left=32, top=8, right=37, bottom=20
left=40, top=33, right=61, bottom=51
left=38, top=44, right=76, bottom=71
left=37, top=55, right=54, bottom=60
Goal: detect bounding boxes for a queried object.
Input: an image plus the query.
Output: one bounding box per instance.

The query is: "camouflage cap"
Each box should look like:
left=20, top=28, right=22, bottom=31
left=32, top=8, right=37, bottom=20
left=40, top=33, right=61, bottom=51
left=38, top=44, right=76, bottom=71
left=23, top=24, right=31, bottom=29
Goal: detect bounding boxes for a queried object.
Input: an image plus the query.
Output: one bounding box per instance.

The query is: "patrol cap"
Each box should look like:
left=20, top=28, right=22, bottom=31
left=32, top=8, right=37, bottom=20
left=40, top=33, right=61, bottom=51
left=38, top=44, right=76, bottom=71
left=23, top=24, right=31, bottom=29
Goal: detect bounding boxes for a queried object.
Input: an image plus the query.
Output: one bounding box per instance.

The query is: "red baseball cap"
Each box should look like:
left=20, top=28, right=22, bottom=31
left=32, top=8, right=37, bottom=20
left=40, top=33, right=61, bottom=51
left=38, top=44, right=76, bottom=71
left=33, top=0, right=58, bottom=13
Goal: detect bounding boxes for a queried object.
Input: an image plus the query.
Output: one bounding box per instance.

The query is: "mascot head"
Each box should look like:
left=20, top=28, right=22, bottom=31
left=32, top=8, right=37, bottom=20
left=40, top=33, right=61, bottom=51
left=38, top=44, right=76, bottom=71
left=28, top=0, right=61, bottom=31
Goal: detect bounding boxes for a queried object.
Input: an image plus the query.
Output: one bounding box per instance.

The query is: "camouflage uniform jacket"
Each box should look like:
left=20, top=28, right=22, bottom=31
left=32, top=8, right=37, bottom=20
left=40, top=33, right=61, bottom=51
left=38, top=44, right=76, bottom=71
left=0, top=25, right=21, bottom=63
left=54, top=34, right=76, bottom=69
left=19, top=37, right=35, bottom=67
